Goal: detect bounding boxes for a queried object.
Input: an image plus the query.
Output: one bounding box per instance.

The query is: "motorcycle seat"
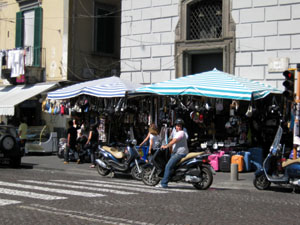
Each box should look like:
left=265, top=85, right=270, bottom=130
left=177, top=152, right=205, bottom=165
left=282, top=158, right=300, bottom=168
left=102, top=146, right=124, bottom=159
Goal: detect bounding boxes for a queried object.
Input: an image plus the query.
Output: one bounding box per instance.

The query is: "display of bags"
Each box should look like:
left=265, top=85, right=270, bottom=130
left=219, top=154, right=231, bottom=172
left=231, top=155, right=244, bottom=172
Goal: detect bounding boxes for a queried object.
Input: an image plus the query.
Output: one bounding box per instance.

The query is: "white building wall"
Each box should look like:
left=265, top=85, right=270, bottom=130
left=120, top=0, right=179, bottom=84
left=232, top=0, right=300, bottom=90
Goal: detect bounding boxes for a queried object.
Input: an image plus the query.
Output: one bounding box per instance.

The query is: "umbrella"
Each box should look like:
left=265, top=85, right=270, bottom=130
left=47, top=76, right=142, bottom=100
left=130, top=69, right=282, bottom=101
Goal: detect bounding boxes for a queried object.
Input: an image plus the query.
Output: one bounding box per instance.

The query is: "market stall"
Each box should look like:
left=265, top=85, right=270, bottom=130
left=46, top=76, right=144, bottom=143
left=128, top=69, right=285, bottom=169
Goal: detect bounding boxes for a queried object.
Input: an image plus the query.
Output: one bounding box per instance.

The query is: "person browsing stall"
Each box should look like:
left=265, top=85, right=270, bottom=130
left=156, top=118, right=189, bottom=188
left=147, top=124, right=160, bottom=160
left=64, top=120, right=80, bottom=164
left=139, top=123, right=157, bottom=147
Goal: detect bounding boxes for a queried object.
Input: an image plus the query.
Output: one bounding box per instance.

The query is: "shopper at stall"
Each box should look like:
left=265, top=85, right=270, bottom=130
left=147, top=124, right=160, bottom=161
left=64, top=120, right=80, bottom=164
left=85, top=122, right=99, bottom=168
left=139, top=123, right=157, bottom=148
left=156, top=118, right=189, bottom=188
left=18, top=117, right=28, bottom=150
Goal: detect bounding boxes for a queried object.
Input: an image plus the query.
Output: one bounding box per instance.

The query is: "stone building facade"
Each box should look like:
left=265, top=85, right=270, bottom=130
left=120, top=0, right=300, bottom=91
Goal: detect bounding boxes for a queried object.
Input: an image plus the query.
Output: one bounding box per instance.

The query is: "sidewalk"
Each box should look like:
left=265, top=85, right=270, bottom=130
left=21, top=155, right=256, bottom=191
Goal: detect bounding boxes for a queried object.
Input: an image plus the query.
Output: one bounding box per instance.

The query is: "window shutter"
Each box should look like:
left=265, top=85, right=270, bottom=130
left=15, top=12, right=23, bottom=48
left=33, top=7, right=43, bottom=67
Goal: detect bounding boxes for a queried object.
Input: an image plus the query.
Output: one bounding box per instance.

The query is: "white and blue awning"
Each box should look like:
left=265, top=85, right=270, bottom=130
left=47, top=76, right=142, bottom=100
left=131, top=69, right=282, bottom=101
left=0, top=82, right=58, bottom=116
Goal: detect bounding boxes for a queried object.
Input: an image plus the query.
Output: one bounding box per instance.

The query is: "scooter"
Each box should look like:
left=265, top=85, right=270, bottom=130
left=142, top=147, right=215, bottom=190
left=57, top=136, right=90, bottom=163
left=253, top=126, right=300, bottom=192
left=95, top=139, right=145, bottom=180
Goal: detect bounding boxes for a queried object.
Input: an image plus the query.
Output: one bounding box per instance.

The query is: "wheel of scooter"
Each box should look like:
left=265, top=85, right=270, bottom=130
left=96, top=156, right=110, bottom=176
left=192, top=167, right=213, bottom=190
left=131, top=165, right=142, bottom=181
left=253, top=174, right=271, bottom=190
left=142, top=166, right=160, bottom=186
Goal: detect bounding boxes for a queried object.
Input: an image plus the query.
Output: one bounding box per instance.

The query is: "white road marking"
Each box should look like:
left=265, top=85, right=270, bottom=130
left=20, top=180, right=135, bottom=195
left=20, top=204, right=155, bottom=225
left=83, top=179, right=197, bottom=192
left=0, top=188, right=66, bottom=200
left=0, top=181, right=105, bottom=198
left=52, top=180, right=169, bottom=194
left=0, top=198, right=21, bottom=206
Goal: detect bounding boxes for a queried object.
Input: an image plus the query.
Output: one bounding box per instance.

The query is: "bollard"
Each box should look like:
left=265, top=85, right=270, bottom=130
left=231, top=163, right=238, bottom=181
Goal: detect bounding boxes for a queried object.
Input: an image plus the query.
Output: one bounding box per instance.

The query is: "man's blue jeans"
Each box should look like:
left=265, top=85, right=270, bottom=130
left=161, top=153, right=186, bottom=187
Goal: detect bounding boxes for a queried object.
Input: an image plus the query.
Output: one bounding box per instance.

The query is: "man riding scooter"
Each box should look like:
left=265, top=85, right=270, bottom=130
left=156, top=118, right=188, bottom=188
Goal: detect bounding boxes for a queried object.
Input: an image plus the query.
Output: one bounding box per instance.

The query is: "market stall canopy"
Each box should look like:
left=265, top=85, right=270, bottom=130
left=130, top=69, right=282, bottom=101
left=47, top=76, right=142, bottom=100
left=0, top=82, right=58, bottom=116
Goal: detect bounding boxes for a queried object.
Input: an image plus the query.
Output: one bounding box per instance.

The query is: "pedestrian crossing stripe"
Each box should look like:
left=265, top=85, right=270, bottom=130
left=0, top=181, right=105, bottom=198
left=84, top=179, right=197, bottom=193
left=20, top=180, right=136, bottom=195
left=0, top=178, right=196, bottom=207
left=51, top=180, right=169, bottom=194
left=0, top=188, right=66, bottom=200
left=0, top=199, right=21, bottom=206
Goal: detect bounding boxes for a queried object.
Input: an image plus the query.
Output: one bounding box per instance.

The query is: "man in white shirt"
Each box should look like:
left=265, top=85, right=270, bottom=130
left=156, top=118, right=189, bottom=188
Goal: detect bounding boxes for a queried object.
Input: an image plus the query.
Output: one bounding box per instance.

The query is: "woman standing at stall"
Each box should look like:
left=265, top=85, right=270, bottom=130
left=147, top=124, right=160, bottom=161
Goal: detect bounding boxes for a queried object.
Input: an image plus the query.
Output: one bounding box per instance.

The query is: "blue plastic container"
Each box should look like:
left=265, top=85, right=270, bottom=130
left=247, top=147, right=263, bottom=170
left=237, top=151, right=251, bottom=172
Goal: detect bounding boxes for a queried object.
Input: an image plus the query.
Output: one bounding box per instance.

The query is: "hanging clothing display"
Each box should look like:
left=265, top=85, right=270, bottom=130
left=7, top=49, right=25, bottom=78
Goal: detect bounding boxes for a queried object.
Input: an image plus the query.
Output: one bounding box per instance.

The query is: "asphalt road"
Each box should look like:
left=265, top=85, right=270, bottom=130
left=0, top=155, right=299, bottom=225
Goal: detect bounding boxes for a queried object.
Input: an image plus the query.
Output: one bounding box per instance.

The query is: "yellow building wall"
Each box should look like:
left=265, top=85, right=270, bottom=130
left=0, top=1, right=19, bottom=52
left=0, top=0, right=66, bottom=83
left=42, top=0, right=65, bottom=81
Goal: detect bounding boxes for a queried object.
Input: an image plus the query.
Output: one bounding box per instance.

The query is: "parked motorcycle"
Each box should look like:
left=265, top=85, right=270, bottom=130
left=57, top=136, right=90, bottom=163
left=95, top=139, right=145, bottom=180
left=141, top=147, right=215, bottom=190
left=253, top=126, right=300, bottom=192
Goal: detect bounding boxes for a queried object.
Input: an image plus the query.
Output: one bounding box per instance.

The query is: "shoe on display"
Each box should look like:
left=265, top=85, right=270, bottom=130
left=77, top=159, right=80, bottom=164
left=64, top=161, right=69, bottom=164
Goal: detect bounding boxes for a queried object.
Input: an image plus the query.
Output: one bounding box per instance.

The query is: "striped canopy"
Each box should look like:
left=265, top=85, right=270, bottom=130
left=47, top=76, right=142, bottom=100
left=131, top=69, right=282, bottom=101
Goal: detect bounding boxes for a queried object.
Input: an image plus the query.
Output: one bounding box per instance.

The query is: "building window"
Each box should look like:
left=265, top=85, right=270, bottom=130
left=95, top=4, right=116, bottom=54
left=176, top=0, right=234, bottom=76
left=187, top=0, right=222, bottom=40
left=15, top=7, right=42, bottom=67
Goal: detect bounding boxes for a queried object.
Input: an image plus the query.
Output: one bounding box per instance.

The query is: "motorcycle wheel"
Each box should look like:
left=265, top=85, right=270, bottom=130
left=253, top=174, right=271, bottom=190
left=96, top=157, right=110, bottom=176
left=142, top=166, right=160, bottom=186
left=131, top=165, right=142, bottom=181
left=192, top=167, right=213, bottom=190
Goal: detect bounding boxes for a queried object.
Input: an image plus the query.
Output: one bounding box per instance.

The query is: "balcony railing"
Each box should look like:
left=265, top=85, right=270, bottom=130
left=1, top=46, right=46, bottom=84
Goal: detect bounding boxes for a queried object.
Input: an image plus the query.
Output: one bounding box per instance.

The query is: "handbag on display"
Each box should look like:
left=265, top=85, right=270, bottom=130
left=245, top=94, right=257, bottom=118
